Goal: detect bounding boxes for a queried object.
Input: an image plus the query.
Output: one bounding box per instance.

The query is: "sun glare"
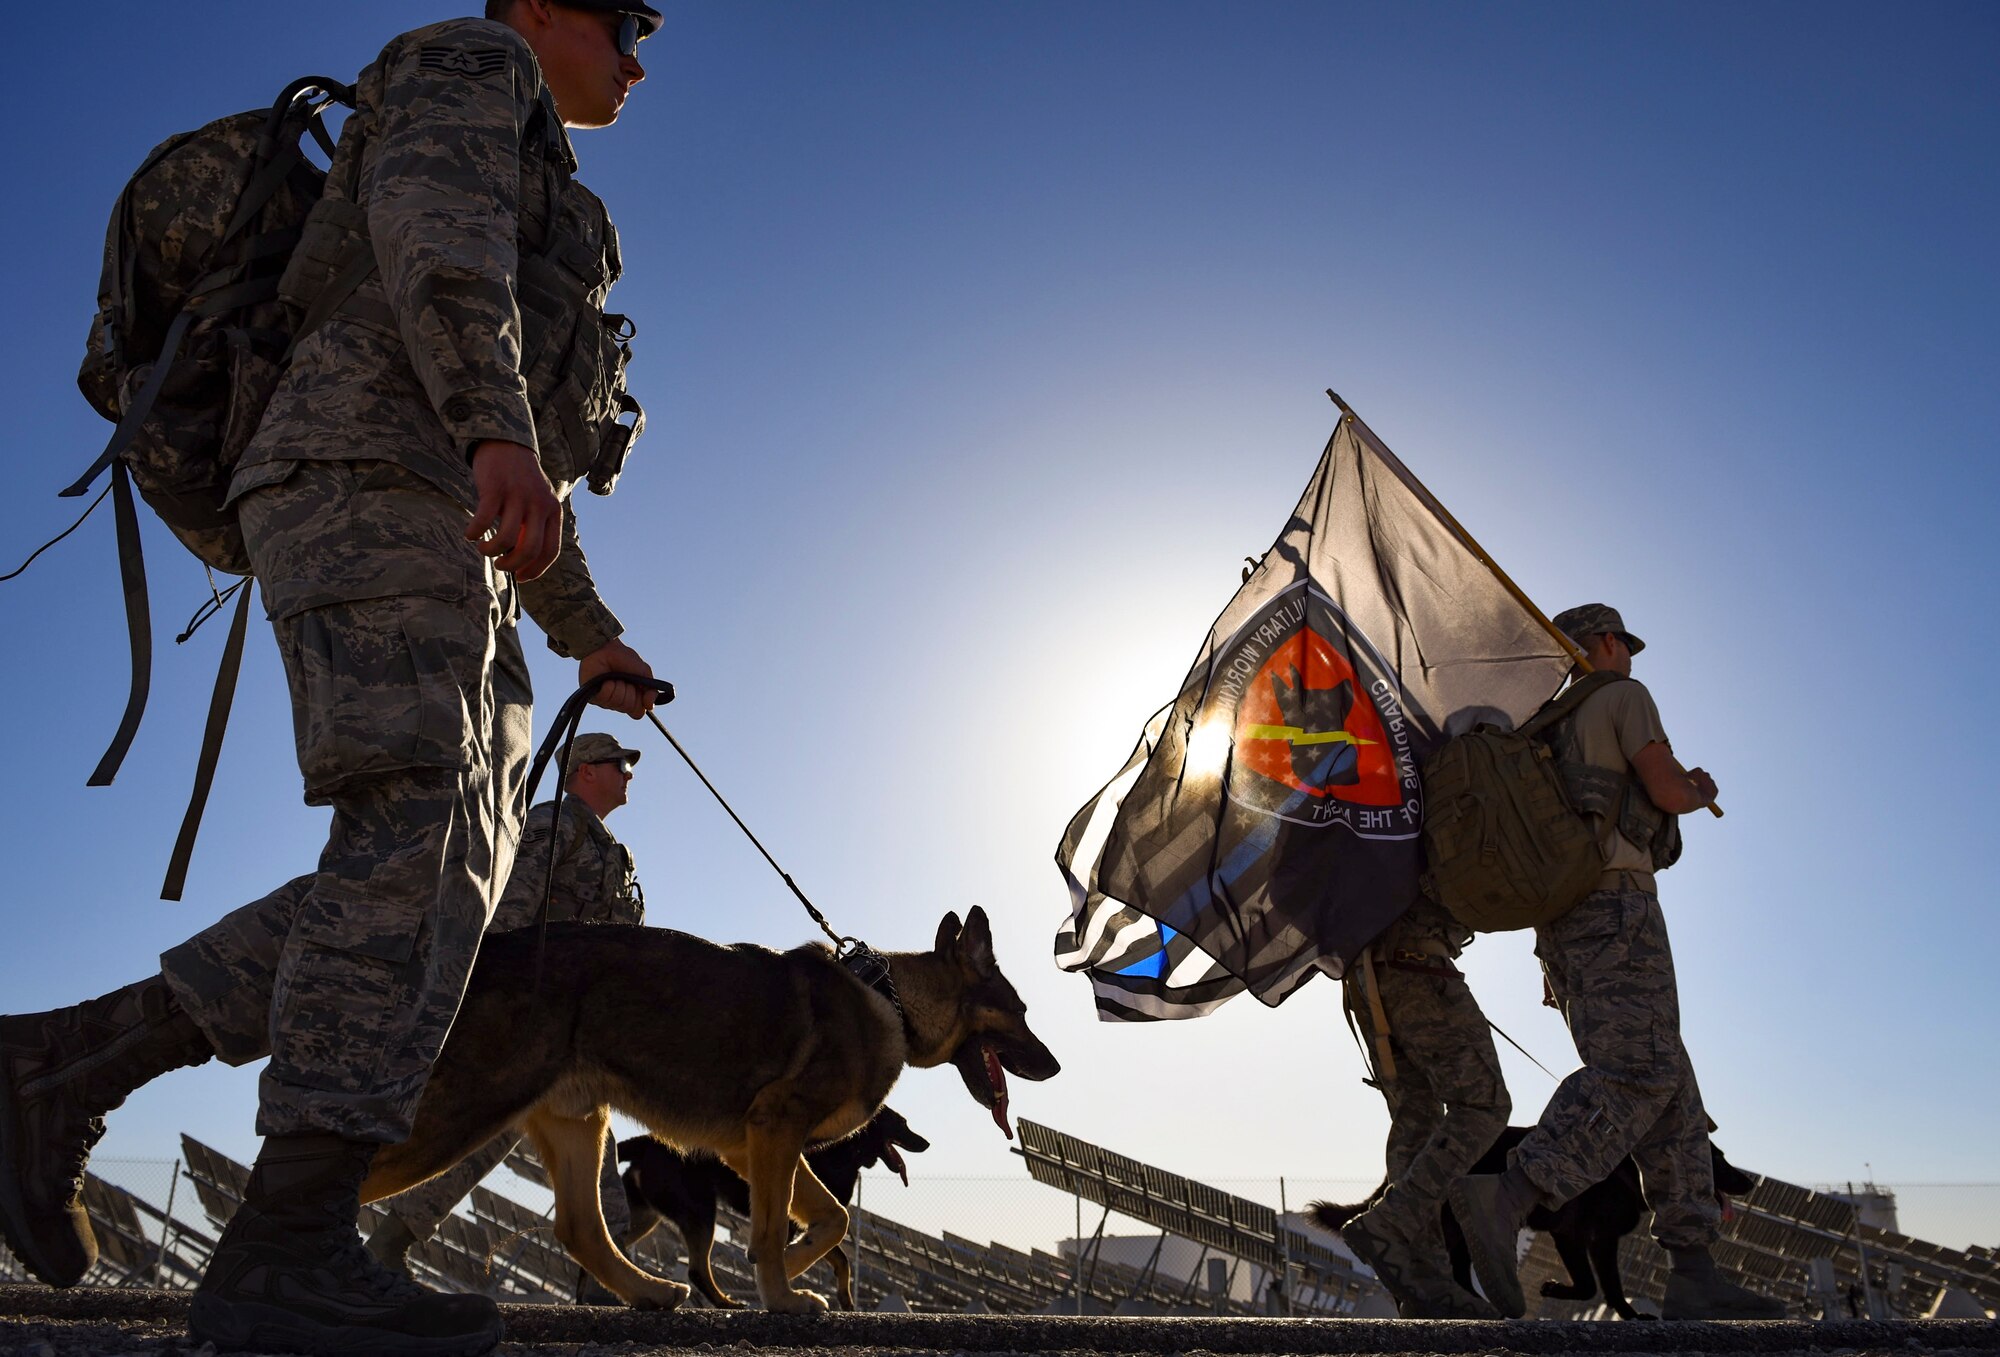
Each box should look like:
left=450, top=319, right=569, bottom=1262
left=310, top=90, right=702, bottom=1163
left=1183, top=713, right=1233, bottom=785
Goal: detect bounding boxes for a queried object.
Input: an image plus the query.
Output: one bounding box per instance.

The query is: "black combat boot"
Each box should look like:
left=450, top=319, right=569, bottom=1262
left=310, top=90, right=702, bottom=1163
left=0, top=974, right=215, bottom=1286
left=190, top=1134, right=503, bottom=1357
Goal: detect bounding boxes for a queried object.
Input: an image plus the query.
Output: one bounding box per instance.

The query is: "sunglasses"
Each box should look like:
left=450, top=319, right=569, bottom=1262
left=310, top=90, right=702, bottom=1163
left=614, top=13, right=643, bottom=58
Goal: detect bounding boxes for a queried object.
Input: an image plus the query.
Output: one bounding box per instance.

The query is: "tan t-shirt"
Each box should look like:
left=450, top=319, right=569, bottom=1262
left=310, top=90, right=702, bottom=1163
left=1558, top=679, right=1671, bottom=891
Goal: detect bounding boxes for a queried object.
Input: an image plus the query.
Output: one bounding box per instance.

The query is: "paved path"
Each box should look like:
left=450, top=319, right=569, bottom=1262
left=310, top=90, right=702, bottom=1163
left=4, top=1285, right=1996, bottom=1356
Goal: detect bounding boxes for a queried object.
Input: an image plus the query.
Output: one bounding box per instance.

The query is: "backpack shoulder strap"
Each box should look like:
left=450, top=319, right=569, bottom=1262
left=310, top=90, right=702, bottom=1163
left=1518, top=670, right=1628, bottom=742
left=160, top=579, right=254, bottom=900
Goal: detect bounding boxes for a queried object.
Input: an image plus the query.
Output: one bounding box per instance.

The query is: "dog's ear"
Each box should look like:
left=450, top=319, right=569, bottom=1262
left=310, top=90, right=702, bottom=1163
left=934, top=911, right=963, bottom=956
left=958, top=906, right=997, bottom=978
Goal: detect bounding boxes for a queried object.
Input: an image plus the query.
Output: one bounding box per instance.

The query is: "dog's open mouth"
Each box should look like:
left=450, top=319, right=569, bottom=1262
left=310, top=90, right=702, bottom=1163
left=951, top=1037, right=1013, bottom=1139
left=984, top=1041, right=1011, bottom=1140
left=881, top=1143, right=911, bottom=1186
left=950, top=1026, right=1055, bottom=1142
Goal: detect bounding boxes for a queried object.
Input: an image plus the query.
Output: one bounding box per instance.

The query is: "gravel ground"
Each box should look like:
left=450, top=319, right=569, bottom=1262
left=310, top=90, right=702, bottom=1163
left=4, top=1286, right=1997, bottom=1357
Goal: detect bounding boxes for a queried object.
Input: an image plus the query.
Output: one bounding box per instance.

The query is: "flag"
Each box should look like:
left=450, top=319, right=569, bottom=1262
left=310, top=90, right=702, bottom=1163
left=1055, top=408, right=1575, bottom=1021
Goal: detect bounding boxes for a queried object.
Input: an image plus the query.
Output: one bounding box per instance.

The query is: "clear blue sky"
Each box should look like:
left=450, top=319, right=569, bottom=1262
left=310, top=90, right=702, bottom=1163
left=2, top=2, right=1995, bottom=1248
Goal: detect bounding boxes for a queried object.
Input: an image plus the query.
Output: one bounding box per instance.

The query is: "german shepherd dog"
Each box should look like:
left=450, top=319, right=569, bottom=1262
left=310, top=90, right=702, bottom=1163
left=1309, top=1128, right=1755, bottom=1319
left=356, top=908, right=1059, bottom=1313
left=615, top=1105, right=929, bottom=1309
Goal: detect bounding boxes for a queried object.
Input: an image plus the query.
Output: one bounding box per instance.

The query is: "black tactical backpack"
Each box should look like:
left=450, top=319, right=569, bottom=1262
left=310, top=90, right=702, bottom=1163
left=61, top=76, right=355, bottom=897
left=1420, top=670, right=1628, bottom=932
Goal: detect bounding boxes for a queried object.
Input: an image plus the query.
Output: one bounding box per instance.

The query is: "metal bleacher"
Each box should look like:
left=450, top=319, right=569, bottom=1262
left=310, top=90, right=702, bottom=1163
left=12, top=1126, right=1986, bottom=1322
left=1014, top=1119, right=1385, bottom=1314
left=178, top=1134, right=578, bottom=1302
left=1526, top=1171, right=1999, bottom=1320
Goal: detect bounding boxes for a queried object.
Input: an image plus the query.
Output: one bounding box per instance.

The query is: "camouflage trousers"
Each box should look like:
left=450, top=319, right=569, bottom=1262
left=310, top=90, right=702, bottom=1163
left=378, top=1129, right=630, bottom=1244
left=160, top=460, right=534, bottom=1142
left=1512, top=884, right=1719, bottom=1250
left=1344, top=954, right=1511, bottom=1239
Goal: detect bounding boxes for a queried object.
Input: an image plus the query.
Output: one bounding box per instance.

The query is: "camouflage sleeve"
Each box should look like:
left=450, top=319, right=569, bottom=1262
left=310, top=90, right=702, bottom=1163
left=515, top=497, right=623, bottom=658
left=365, top=21, right=541, bottom=453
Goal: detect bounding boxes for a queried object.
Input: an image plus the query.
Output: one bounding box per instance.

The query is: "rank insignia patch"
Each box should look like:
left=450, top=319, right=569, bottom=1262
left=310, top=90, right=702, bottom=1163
left=417, top=46, right=510, bottom=80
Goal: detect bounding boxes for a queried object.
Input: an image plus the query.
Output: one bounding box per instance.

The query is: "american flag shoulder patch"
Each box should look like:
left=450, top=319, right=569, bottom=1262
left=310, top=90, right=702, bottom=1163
left=416, top=45, right=510, bottom=81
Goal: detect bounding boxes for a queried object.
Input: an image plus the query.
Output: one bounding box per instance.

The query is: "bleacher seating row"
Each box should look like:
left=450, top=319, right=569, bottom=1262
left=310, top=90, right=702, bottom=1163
left=3, top=1128, right=1988, bottom=1320
left=1526, top=1170, right=1998, bottom=1320
left=1014, top=1118, right=1383, bottom=1313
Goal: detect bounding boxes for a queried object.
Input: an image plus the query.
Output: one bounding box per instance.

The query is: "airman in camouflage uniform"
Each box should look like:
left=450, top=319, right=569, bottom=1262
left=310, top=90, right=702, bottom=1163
left=367, top=731, right=645, bottom=1276
left=1336, top=895, right=1508, bottom=1319
left=1450, top=605, right=1783, bottom=1321
left=0, top=5, right=664, bottom=1353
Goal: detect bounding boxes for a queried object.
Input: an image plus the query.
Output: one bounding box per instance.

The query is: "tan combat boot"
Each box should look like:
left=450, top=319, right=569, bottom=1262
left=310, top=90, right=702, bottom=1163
left=1342, top=1191, right=1501, bottom=1320
left=1447, top=1170, right=1537, bottom=1319
left=0, top=975, right=214, bottom=1286
left=1662, top=1248, right=1787, bottom=1320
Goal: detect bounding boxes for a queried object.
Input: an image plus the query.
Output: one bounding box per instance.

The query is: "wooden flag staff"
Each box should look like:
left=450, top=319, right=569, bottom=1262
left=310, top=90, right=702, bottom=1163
left=1325, top=389, right=1722, bottom=819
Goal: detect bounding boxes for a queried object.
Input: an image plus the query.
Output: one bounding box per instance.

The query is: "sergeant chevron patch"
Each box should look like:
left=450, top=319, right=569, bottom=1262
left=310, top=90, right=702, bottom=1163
left=417, top=46, right=510, bottom=80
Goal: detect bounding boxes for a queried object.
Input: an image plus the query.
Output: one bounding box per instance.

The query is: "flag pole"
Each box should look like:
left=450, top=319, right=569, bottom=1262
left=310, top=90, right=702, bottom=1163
left=1326, top=390, right=1722, bottom=819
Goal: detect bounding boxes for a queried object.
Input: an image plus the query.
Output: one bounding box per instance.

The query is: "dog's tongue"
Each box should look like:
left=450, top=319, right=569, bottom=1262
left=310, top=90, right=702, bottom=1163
left=984, top=1042, right=1012, bottom=1140
left=883, top=1144, right=910, bottom=1187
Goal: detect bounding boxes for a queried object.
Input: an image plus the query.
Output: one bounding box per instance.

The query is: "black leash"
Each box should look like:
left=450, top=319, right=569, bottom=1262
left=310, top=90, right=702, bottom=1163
left=640, top=711, right=841, bottom=950
left=521, top=671, right=898, bottom=1012
left=641, top=706, right=901, bottom=1014
left=1487, top=1016, right=1561, bottom=1081
left=520, top=671, right=676, bottom=986
left=520, top=676, right=896, bottom=1016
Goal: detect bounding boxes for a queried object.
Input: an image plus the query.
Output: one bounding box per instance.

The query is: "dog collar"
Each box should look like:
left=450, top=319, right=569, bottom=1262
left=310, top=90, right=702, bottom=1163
left=840, top=942, right=913, bottom=1039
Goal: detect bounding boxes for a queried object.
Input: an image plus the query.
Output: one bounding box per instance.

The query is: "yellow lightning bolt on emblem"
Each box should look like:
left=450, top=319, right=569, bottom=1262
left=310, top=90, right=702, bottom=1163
left=1243, top=725, right=1377, bottom=747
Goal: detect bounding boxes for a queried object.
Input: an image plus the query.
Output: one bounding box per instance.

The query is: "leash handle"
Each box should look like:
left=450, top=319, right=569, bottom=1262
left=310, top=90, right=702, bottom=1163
left=521, top=671, right=676, bottom=808
left=523, top=671, right=676, bottom=988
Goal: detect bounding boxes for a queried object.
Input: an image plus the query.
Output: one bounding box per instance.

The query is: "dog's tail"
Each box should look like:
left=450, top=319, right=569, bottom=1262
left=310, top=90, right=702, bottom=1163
left=1304, top=1198, right=1370, bottom=1233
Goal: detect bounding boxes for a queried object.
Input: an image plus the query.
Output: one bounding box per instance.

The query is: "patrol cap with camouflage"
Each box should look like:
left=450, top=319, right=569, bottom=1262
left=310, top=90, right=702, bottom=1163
left=560, top=0, right=665, bottom=37
left=1551, top=603, right=1645, bottom=655
left=569, top=731, right=642, bottom=767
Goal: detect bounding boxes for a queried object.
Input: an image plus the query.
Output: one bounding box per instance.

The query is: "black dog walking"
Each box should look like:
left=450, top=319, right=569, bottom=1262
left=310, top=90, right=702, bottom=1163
left=1312, top=1127, right=1756, bottom=1319
left=617, top=1107, right=929, bottom=1308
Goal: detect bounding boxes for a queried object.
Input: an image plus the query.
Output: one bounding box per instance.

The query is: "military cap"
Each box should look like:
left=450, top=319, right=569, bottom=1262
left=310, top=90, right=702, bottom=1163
left=561, top=0, right=665, bottom=38
left=569, top=731, right=643, bottom=768
left=1551, top=603, right=1645, bottom=656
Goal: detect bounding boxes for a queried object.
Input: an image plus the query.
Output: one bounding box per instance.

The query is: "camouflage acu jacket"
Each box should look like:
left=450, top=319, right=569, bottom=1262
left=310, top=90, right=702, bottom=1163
left=491, top=794, right=643, bottom=933
left=233, top=18, right=639, bottom=659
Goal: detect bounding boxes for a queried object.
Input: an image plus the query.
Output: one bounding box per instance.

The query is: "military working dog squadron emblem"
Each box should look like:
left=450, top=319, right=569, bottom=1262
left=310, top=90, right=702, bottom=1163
left=1207, top=581, right=1421, bottom=837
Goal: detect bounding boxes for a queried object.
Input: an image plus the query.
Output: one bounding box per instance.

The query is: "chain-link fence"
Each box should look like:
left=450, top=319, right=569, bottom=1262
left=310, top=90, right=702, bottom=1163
left=7, top=1156, right=1996, bottom=1316
left=854, top=1173, right=1998, bottom=1262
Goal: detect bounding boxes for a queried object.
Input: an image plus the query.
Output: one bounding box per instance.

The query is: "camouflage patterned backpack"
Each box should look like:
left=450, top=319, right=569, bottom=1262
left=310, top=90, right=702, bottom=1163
left=1420, top=670, right=1628, bottom=932
left=68, top=76, right=354, bottom=577
left=59, top=76, right=354, bottom=895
